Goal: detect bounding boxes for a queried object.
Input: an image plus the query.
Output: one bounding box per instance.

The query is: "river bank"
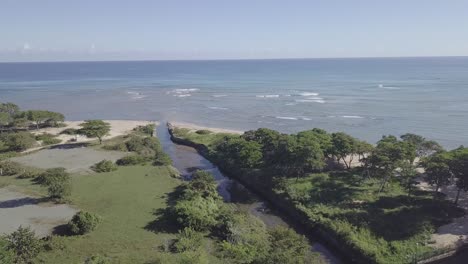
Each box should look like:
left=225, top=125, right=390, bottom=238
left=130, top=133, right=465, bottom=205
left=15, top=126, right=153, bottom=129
left=167, top=121, right=468, bottom=264
left=158, top=122, right=341, bottom=263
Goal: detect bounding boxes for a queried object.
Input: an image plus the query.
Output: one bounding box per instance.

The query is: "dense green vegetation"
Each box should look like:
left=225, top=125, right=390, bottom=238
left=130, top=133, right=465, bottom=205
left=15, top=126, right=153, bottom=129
left=91, top=160, right=118, bottom=173
left=157, top=169, right=322, bottom=264
left=172, top=127, right=466, bottom=264
left=0, top=102, right=67, bottom=156
left=68, top=211, right=102, bottom=235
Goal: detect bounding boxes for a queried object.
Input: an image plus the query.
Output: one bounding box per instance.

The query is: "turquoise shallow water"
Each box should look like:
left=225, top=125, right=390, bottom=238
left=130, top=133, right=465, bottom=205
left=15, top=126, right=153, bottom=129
left=1, top=57, right=467, bottom=148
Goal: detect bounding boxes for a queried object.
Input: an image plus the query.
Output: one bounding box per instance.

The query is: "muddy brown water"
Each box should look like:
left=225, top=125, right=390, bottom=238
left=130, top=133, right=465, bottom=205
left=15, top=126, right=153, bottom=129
left=156, top=123, right=341, bottom=264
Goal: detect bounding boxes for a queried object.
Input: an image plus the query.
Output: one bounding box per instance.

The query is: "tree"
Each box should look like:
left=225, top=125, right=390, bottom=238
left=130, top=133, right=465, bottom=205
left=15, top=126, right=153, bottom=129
left=216, top=137, right=263, bottom=169
left=266, top=227, right=310, bottom=264
left=355, top=140, right=374, bottom=161
left=78, top=120, right=111, bottom=144
left=296, top=128, right=333, bottom=158
left=449, top=147, right=468, bottom=205
left=330, top=132, right=358, bottom=169
left=365, top=135, right=416, bottom=192
left=0, top=112, right=10, bottom=133
left=398, top=160, right=419, bottom=196
left=242, top=128, right=282, bottom=165
left=421, top=152, right=452, bottom=196
left=26, top=110, right=50, bottom=129
left=401, top=133, right=443, bottom=160
left=68, top=211, right=101, bottom=235
left=0, top=102, right=20, bottom=117
left=5, top=226, right=42, bottom=264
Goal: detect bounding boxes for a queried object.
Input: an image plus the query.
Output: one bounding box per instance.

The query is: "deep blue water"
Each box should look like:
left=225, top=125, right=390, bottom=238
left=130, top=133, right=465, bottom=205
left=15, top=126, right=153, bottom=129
left=1, top=57, right=467, bottom=148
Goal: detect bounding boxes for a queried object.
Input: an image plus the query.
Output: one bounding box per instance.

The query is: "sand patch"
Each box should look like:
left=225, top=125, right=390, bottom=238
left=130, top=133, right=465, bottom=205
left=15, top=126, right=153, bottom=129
left=0, top=188, right=77, bottom=237
left=25, top=120, right=156, bottom=152
left=423, top=183, right=468, bottom=248
left=169, top=121, right=243, bottom=135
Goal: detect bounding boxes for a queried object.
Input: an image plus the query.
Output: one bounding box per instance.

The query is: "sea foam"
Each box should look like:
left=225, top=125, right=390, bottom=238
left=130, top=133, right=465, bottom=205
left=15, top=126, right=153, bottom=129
left=275, top=116, right=298, bottom=120
left=256, top=94, right=280, bottom=98
left=342, top=115, right=364, bottom=119
left=208, top=106, right=229, bottom=110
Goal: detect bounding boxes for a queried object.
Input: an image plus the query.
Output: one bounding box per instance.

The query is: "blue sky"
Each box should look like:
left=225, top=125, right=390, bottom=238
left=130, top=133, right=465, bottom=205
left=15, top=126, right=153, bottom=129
left=1, top=0, right=468, bottom=61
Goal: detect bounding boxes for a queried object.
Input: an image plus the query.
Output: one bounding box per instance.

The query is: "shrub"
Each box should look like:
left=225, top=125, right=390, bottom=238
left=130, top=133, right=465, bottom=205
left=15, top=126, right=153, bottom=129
left=35, top=133, right=56, bottom=141
left=60, top=128, right=78, bottom=135
left=36, top=167, right=71, bottom=199
left=3, top=132, right=36, bottom=151
left=47, top=179, right=72, bottom=199
left=116, top=155, right=147, bottom=166
left=173, top=227, right=204, bottom=253
left=0, top=237, right=14, bottom=264
left=125, top=136, right=162, bottom=157
left=102, top=142, right=127, bottom=151
left=134, top=124, right=155, bottom=136
left=5, top=226, right=42, bottom=264
left=91, top=160, right=117, bottom=173
left=68, top=211, right=101, bottom=235
left=0, top=161, right=23, bottom=176
left=125, top=136, right=146, bottom=152
left=154, top=151, right=172, bottom=166
left=43, top=235, right=66, bottom=251
left=42, top=137, right=62, bottom=145
left=84, top=255, right=110, bottom=264
left=17, top=167, right=43, bottom=179
left=174, top=196, right=221, bottom=231
left=195, top=130, right=212, bottom=135
left=36, top=133, right=62, bottom=145
left=36, top=167, right=68, bottom=185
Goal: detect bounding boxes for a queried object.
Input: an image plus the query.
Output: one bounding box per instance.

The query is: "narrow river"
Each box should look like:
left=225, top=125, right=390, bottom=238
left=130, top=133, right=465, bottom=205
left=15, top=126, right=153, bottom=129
left=156, top=122, right=342, bottom=263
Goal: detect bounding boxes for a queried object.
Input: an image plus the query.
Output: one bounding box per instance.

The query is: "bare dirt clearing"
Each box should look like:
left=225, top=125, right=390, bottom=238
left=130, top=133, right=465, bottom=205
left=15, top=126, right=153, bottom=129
left=0, top=188, right=77, bottom=237
left=11, top=147, right=127, bottom=173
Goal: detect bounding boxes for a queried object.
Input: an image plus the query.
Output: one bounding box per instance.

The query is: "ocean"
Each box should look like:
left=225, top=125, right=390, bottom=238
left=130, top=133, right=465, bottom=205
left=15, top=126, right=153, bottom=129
left=1, top=57, right=467, bottom=149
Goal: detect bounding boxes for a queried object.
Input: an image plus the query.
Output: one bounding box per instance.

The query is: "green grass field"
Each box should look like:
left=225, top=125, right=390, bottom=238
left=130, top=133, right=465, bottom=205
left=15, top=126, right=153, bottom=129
left=34, top=165, right=180, bottom=263
left=171, top=128, right=234, bottom=149
left=0, top=163, right=213, bottom=263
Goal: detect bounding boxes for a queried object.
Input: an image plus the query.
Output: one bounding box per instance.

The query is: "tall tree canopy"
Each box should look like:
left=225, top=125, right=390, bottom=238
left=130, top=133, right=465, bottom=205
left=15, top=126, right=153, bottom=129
left=401, top=133, right=443, bottom=160
left=421, top=151, right=452, bottom=195
left=330, top=132, right=358, bottom=169
left=449, top=147, right=468, bottom=204
left=78, top=120, right=111, bottom=144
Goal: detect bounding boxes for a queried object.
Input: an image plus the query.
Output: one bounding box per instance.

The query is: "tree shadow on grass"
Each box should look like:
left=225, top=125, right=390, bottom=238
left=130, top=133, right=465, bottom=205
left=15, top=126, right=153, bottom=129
left=48, top=142, right=90, bottom=150
left=0, top=196, right=50, bottom=208
left=338, top=194, right=465, bottom=241
left=51, top=224, right=73, bottom=236
left=144, top=185, right=185, bottom=234
left=309, top=178, right=359, bottom=205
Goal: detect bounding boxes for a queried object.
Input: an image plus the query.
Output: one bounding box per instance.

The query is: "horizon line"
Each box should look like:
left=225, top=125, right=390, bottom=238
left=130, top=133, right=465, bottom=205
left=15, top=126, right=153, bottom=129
left=1, top=55, right=468, bottom=64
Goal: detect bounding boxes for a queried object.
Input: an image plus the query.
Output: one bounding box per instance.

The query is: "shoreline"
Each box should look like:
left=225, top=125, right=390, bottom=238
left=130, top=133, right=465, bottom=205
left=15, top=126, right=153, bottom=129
left=169, top=121, right=244, bottom=134
left=21, top=120, right=157, bottom=154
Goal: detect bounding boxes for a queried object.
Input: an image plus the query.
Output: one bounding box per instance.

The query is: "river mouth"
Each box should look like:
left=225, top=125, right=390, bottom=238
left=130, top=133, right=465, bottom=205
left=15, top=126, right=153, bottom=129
left=156, top=122, right=342, bottom=263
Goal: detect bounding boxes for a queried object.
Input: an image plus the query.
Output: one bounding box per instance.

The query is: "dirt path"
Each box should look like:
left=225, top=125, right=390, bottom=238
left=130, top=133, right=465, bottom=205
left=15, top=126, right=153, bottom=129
left=418, top=181, right=468, bottom=248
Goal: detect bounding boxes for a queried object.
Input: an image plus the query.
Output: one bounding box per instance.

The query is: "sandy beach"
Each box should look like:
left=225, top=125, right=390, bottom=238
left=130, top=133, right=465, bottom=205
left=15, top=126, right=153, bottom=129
left=169, top=121, right=243, bottom=134
left=24, top=120, right=157, bottom=153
